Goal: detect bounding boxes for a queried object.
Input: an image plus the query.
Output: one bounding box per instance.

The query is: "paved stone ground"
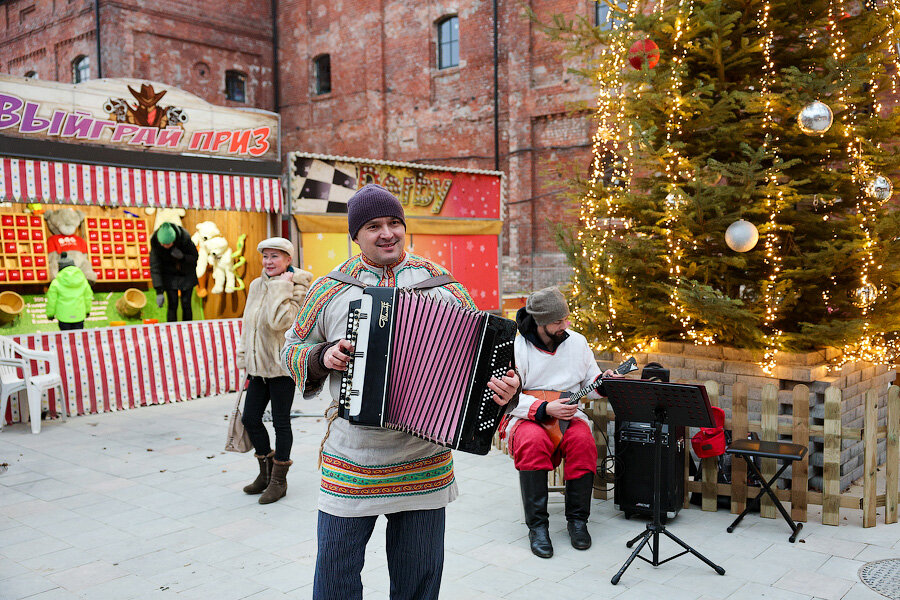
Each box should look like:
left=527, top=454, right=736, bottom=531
left=1, top=393, right=898, bottom=600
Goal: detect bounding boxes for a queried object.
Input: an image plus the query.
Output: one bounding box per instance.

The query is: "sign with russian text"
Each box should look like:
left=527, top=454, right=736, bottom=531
left=0, top=75, right=279, bottom=160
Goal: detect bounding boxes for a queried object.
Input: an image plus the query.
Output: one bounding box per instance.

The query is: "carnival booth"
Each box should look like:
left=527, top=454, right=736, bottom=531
left=288, top=152, right=504, bottom=312
left=0, top=75, right=282, bottom=428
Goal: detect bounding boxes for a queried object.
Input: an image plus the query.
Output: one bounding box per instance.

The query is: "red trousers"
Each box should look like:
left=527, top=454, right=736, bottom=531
left=509, top=418, right=597, bottom=480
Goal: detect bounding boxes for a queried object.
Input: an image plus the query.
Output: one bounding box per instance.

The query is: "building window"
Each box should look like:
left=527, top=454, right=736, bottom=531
left=72, top=55, right=90, bottom=83
left=225, top=70, right=246, bottom=102
left=20, top=5, right=36, bottom=23
left=313, top=54, right=331, bottom=95
left=24, top=70, right=38, bottom=79
left=595, top=0, right=627, bottom=29
left=437, top=16, right=459, bottom=70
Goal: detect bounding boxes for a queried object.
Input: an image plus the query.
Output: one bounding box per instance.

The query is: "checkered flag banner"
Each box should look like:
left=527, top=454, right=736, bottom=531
left=291, top=156, right=359, bottom=213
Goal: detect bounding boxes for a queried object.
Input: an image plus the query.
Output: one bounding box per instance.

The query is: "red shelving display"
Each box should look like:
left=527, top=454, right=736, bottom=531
left=84, top=216, right=151, bottom=282
left=0, top=211, right=152, bottom=284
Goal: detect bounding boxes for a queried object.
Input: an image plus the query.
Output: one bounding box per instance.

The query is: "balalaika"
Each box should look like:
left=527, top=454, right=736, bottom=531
left=338, top=287, right=517, bottom=455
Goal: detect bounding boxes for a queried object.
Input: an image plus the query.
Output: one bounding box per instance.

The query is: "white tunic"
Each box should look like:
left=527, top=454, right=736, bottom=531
left=504, top=329, right=602, bottom=433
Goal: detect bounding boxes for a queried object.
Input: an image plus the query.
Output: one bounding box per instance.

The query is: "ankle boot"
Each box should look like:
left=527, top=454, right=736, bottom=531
left=519, top=470, right=553, bottom=558
left=259, top=458, right=292, bottom=504
left=243, top=451, right=274, bottom=495
left=565, top=472, right=594, bottom=550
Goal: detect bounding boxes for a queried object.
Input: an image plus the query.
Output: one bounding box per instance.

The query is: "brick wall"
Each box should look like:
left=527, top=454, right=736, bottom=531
left=1, top=0, right=274, bottom=109
left=278, top=0, right=597, bottom=294
left=3, top=0, right=599, bottom=294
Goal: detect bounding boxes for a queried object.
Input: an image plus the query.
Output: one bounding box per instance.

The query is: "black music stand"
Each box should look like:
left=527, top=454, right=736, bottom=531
left=603, top=378, right=726, bottom=585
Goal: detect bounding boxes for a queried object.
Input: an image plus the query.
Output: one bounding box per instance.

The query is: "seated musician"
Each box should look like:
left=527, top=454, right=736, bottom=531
left=504, top=286, right=616, bottom=558
left=281, top=183, right=520, bottom=600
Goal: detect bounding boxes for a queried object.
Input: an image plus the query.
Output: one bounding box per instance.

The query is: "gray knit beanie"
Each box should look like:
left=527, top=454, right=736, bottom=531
left=525, top=286, right=570, bottom=326
left=347, top=184, right=406, bottom=239
left=58, top=252, right=76, bottom=270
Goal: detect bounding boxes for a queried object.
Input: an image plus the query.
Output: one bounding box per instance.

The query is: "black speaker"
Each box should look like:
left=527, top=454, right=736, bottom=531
left=640, top=362, right=669, bottom=383
left=613, top=361, right=684, bottom=520
left=614, top=421, right=685, bottom=520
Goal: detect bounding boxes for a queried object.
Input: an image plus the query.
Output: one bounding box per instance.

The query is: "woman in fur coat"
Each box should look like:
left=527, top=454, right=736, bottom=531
left=236, top=237, right=313, bottom=504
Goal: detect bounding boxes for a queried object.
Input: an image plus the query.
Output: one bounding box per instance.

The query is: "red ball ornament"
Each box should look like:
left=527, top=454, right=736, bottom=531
left=628, top=39, right=660, bottom=70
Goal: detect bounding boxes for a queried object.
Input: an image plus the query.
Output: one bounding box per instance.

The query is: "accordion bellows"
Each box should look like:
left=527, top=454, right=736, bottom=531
left=339, top=287, right=516, bottom=455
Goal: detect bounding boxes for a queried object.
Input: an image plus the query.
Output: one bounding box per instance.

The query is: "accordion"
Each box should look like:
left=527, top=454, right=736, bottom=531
left=338, top=286, right=517, bottom=455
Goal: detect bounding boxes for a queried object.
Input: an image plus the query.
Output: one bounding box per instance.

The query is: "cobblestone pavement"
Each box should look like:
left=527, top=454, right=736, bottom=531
left=1, top=393, right=898, bottom=599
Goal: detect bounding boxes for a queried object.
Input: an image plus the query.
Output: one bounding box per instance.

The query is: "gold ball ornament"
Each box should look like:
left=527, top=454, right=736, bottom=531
left=797, top=100, right=833, bottom=135
left=725, top=219, right=759, bottom=252
left=852, top=282, right=878, bottom=308
left=865, top=175, right=893, bottom=202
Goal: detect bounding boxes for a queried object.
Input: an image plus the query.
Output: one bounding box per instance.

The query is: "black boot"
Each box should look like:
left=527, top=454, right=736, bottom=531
left=520, top=470, right=553, bottom=558
left=565, top=473, right=594, bottom=550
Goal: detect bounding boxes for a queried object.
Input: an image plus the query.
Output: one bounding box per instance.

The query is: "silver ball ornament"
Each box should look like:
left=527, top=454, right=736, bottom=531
left=725, top=219, right=759, bottom=253
left=852, top=282, right=878, bottom=308
left=865, top=175, right=892, bottom=202
left=797, top=100, right=833, bottom=135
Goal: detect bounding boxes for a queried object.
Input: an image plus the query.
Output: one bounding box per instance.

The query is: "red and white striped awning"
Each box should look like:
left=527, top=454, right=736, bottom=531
left=0, top=156, right=283, bottom=213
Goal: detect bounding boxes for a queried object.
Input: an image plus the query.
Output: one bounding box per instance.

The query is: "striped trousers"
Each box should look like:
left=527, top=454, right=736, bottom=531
left=313, top=508, right=445, bottom=600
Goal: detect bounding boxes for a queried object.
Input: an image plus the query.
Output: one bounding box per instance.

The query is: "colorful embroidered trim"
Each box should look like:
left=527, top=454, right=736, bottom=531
left=289, top=256, right=368, bottom=340
left=283, top=342, right=315, bottom=393
left=403, top=255, right=476, bottom=308
left=320, top=450, right=455, bottom=499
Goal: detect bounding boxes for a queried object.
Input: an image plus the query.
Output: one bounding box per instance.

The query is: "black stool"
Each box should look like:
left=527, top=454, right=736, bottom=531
left=725, top=438, right=808, bottom=543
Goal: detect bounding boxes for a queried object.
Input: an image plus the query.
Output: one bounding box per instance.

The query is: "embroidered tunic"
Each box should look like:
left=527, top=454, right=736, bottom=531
left=282, top=252, right=475, bottom=518
left=504, top=327, right=602, bottom=436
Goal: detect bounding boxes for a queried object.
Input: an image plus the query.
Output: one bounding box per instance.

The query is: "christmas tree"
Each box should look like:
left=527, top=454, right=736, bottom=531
left=546, top=0, right=900, bottom=368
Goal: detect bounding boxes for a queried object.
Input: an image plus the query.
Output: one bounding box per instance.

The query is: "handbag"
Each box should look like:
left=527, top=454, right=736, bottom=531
left=225, top=377, right=252, bottom=453
left=691, top=405, right=727, bottom=458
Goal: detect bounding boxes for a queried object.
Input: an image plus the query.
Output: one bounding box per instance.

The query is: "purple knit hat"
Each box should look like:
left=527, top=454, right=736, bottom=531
left=347, top=184, right=406, bottom=239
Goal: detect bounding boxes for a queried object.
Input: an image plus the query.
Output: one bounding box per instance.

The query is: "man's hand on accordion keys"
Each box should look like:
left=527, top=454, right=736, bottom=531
left=324, top=339, right=355, bottom=371
left=487, top=369, right=520, bottom=406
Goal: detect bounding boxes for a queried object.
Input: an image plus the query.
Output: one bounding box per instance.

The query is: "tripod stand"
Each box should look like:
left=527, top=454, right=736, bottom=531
left=603, top=379, right=726, bottom=585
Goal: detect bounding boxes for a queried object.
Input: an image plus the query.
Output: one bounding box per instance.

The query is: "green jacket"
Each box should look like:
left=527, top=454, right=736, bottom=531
left=46, top=266, right=93, bottom=323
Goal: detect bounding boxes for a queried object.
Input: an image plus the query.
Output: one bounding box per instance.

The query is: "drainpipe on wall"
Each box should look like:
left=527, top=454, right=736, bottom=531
left=271, top=0, right=291, bottom=239
left=94, top=0, right=103, bottom=78
left=271, top=0, right=281, bottom=112
left=493, top=0, right=500, bottom=172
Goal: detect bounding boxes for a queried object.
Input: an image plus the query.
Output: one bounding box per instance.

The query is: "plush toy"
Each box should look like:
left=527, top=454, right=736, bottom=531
left=144, top=207, right=186, bottom=232
left=204, top=235, right=240, bottom=294
left=44, top=208, right=97, bottom=284
left=190, top=221, right=222, bottom=279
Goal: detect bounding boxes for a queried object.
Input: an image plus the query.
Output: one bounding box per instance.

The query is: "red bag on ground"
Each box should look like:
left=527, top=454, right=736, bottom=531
left=691, top=406, right=726, bottom=458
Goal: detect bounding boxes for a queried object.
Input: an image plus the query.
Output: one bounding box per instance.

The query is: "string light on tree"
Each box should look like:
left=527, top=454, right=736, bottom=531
left=797, top=100, right=834, bottom=135
left=554, top=0, right=900, bottom=370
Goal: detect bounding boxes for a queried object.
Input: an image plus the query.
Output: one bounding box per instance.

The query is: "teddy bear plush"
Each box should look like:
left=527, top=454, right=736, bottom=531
left=204, top=236, right=239, bottom=294
left=44, top=208, right=97, bottom=284
left=144, top=207, right=186, bottom=232
left=190, top=221, right=222, bottom=279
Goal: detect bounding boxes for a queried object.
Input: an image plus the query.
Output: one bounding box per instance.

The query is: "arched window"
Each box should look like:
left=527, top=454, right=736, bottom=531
left=225, top=70, right=246, bottom=102
left=72, top=55, right=90, bottom=83
left=24, top=70, right=38, bottom=79
left=437, top=16, right=459, bottom=70
left=313, top=54, right=331, bottom=95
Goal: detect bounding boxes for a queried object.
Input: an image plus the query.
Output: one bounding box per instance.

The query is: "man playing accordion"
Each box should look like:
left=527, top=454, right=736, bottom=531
left=282, top=184, right=520, bottom=600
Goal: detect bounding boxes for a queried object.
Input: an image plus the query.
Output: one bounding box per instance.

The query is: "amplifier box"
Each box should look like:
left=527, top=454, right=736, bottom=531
left=614, top=421, right=685, bottom=520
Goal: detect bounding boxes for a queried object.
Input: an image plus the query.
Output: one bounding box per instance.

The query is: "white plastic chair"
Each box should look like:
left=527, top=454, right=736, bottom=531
left=0, top=338, right=67, bottom=434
